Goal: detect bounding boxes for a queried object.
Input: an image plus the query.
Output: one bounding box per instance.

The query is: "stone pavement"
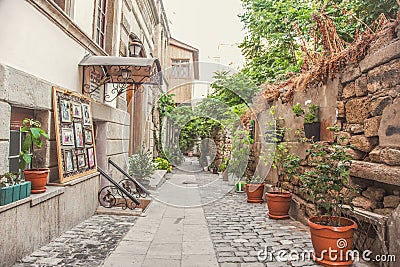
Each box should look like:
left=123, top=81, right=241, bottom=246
left=14, top=215, right=136, bottom=266
left=13, top=157, right=372, bottom=266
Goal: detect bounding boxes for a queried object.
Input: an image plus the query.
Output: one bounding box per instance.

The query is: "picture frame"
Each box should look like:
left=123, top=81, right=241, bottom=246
left=76, top=154, right=86, bottom=170
left=74, top=122, right=84, bottom=148
left=87, top=147, right=95, bottom=168
left=82, top=103, right=91, bottom=126
left=84, top=129, right=93, bottom=144
left=61, top=128, right=74, bottom=146
left=60, top=99, right=72, bottom=123
left=72, top=103, right=82, bottom=118
left=63, top=150, right=74, bottom=173
left=53, top=87, right=98, bottom=184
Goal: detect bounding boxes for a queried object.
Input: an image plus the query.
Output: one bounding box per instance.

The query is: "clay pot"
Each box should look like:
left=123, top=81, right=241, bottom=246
left=308, top=216, right=357, bottom=267
left=23, top=168, right=49, bottom=194
left=246, top=184, right=264, bottom=203
left=266, top=191, right=292, bottom=219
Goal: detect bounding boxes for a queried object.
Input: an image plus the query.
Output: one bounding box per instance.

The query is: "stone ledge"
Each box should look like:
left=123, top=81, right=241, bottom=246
left=30, top=186, right=65, bottom=207
left=350, top=161, right=400, bottom=186
left=359, top=40, right=400, bottom=73
left=48, top=172, right=99, bottom=186
left=149, top=170, right=167, bottom=190
left=0, top=196, right=31, bottom=214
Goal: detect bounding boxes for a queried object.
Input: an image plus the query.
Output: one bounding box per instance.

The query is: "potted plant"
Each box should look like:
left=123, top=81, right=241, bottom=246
left=265, top=142, right=300, bottom=219
left=246, top=176, right=265, bottom=203
left=299, top=126, right=358, bottom=266
left=128, top=147, right=155, bottom=187
left=293, top=102, right=320, bottom=141
left=0, top=172, right=31, bottom=205
left=19, top=118, right=49, bottom=194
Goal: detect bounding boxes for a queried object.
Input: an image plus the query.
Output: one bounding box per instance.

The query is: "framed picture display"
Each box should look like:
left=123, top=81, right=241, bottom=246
left=72, top=103, right=82, bottom=118
left=87, top=147, right=95, bottom=168
left=74, top=122, right=84, bottom=148
left=82, top=103, right=91, bottom=126
left=84, top=129, right=93, bottom=144
left=53, top=87, right=97, bottom=184
left=64, top=150, right=74, bottom=173
left=60, top=99, right=72, bottom=123
left=61, top=128, right=74, bottom=146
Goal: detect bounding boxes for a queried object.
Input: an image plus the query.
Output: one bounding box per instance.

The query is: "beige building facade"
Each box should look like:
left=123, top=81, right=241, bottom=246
left=0, top=0, right=191, bottom=266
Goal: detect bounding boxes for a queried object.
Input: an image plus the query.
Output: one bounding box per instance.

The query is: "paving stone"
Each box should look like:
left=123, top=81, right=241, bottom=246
left=16, top=215, right=136, bottom=266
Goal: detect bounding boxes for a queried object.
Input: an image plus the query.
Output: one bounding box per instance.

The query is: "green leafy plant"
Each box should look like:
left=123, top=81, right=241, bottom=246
left=128, top=147, right=155, bottom=179
left=228, top=129, right=252, bottom=181
left=153, top=157, right=172, bottom=172
left=299, top=127, right=358, bottom=226
left=262, top=142, right=300, bottom=193
left=246, top=176, right=264, bottom=184
left=19, top=118, right=49, bottom=170
left=0, top=172, right=24, bottom=188
left=293, top=103, right=319, bottom=124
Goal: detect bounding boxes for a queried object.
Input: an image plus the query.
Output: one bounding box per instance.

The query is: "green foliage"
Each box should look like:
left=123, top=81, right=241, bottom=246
left=154, top=157, right=172, bottom=172
left=293, top=103, right=319, bottom=123
left=246, top=175, right=265, bottom=184
left=19, top=118, right=49, bottom=170
left=239, top=0, right=399, bottom=84
left=262, top=142, right=300, bottom=191
left=228, top=129, right=252, bottom=180
left=0, top=172, right=24, bottom=188
left=299, top=128, right=358, bottom=224
left=128, top=147, right=155, bottom=179
left=211, top=71, right=261, bottom=107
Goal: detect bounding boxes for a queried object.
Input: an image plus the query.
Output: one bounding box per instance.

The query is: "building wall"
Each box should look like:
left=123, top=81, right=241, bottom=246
left=167, top=44, right=197, bottom=104
left=252, top=22, right=400, bottom=265
left=0, top=0, right=169, bottom=264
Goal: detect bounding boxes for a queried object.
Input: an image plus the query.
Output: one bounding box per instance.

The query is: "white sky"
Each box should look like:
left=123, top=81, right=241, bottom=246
left=163, top=0, right=246, bottom=71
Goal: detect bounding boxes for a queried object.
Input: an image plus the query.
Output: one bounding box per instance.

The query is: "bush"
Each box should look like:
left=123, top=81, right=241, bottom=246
left=154, top=157, right=172, bottom=172
left=128, top=148, right=155, bottom=179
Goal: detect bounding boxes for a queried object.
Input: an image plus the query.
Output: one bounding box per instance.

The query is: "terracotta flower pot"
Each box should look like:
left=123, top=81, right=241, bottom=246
left=246, top=184, right=264, bottom=203
left=23, top=168, right=49, bottom=194
left=266, top=191, right=291, bottom=219
left=222, top=170, right=228, bottom=181
left=308, top=216, right=357, bottom=267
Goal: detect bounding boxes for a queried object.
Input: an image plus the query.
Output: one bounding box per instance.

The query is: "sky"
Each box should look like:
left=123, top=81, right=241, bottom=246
left=163, top=0, right=246, bottom=72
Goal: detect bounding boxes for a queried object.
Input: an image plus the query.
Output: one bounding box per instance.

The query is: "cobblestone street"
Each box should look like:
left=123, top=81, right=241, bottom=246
left=15, top=216, right=136, bottom=266
left=204, top=192, right=316, bottom=267
left=15, top=164, right=370, bottom=266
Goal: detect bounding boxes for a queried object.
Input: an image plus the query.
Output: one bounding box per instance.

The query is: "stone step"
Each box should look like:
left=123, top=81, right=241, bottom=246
left=351, top=160, right=400, bottom=186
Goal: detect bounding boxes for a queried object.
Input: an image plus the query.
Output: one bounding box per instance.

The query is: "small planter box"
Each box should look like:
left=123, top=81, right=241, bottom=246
left=0, top=182, right=31, bottom=206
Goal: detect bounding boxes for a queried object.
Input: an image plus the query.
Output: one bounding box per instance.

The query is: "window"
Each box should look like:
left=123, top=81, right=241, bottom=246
left=171, top=59, right=190, bottom=78
left=9, top=108, right=34, bottom=173
left=95, top=0, right=107, bottom=48
left=53, top=0, right=75, bottom=17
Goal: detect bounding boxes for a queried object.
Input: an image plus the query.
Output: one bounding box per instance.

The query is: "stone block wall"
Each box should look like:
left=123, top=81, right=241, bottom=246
left=253, top=22, right=400, bottom=265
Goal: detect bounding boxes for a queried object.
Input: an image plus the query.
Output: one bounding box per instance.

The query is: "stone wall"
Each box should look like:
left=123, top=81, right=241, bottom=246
left=255, top=22, right=400, bottom=265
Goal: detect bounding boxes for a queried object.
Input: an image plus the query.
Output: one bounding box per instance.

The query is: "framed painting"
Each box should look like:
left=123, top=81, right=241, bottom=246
left=87, top=147, right=95, bottom=168
left=60, top=99, right=72, bottom=123
left=63, top=150, right=74, bottom=173
left=84, top=129, right=93, bottom=144
left=74, top=122, right=84, bottom=148
left=61, top=128, right=74, bottom=146
left=72, top=103, right=82, bottom=118
left=76, top=154, right=86, bottom=170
